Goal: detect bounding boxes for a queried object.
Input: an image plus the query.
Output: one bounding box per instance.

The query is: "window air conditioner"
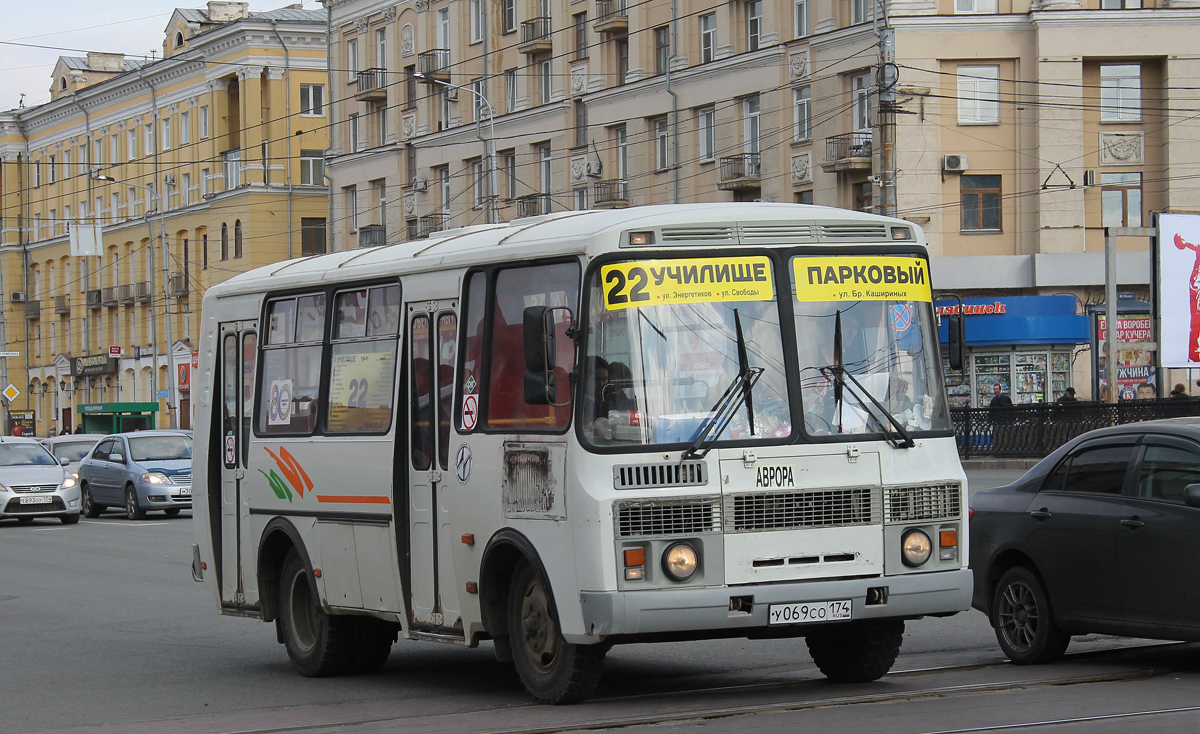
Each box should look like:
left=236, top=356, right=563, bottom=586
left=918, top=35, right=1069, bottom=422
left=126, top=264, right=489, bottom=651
left=411, top=176, right=429, bottom=192
left=943, top=155, right=969, bottom=173
left=10, top=292, right=26, bottom=303
left=586, top=161, right=602, bottom=178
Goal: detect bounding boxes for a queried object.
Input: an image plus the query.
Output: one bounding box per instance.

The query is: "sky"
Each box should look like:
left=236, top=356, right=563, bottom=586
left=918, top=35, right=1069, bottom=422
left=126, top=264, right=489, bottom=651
left=0, top=1, right=300, bottom=113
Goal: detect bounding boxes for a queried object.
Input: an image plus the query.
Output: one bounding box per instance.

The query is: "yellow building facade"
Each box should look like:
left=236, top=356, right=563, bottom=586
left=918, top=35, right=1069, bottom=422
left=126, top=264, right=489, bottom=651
left=0, top=1, right=329, bottom=434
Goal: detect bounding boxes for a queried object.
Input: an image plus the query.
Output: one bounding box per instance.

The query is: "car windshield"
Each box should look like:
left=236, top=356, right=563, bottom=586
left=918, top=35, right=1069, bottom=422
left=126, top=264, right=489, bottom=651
left=581, top=256, right=792, bottom=449
left=53, top=441, right=97, bottom=463
left=128, top=436, right=193, bottom=462
left=791, top=254, right=951, bottom=437
left=0, top=443, right=58, bottom=466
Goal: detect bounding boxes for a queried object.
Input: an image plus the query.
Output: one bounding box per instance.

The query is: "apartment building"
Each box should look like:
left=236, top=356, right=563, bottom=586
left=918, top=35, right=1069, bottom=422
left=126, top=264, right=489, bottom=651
left=0, top=1, right=329, bottom=434
left=325, top=0, right=1200, bottom=402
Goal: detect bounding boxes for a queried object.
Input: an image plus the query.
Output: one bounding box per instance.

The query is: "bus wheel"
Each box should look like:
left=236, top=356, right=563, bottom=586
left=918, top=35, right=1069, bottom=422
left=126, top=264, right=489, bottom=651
left=349, top=618, right=394, bottom=674
left=507, top=562, right=605, bottom=704
left=278, top=550, right=353, bottom=677
left=806, top=619, right=904, bottom=683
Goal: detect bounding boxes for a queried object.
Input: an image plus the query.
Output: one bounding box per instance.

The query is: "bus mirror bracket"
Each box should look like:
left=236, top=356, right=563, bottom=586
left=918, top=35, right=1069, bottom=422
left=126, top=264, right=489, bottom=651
left=524, top=370, right=557, bottom=405
left=523, top=305, right=575, bottom=407
left=940, top=292, right=967, bottom=378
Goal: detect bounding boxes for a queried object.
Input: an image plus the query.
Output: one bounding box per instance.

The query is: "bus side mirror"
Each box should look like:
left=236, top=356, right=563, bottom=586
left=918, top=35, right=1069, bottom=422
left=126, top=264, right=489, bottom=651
left=524, top=371, right=557, bottom=405
left=947, top=314, right=965, bottom=371
left=523, top=306, right=555, bottom=371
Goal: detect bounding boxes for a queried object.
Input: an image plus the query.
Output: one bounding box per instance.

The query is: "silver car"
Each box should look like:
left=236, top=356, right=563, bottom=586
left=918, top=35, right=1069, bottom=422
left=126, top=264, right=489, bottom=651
left=0, top=437, right=81, bottom=524
left=39, top=434, right=105, bottom=478
left=78, top=431, right=192, bottom=520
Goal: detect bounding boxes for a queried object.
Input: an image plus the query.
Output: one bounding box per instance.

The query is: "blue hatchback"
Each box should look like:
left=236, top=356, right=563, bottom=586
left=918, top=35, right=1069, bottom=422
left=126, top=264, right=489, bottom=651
left=78, top=431, right=192, bottom=519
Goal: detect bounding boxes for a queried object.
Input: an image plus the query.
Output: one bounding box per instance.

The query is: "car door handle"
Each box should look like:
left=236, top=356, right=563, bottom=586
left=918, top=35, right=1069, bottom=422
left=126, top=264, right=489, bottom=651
left=1030, top=509, right=1052, bottom=520
left=1120, top=517, right=1145, bottom=529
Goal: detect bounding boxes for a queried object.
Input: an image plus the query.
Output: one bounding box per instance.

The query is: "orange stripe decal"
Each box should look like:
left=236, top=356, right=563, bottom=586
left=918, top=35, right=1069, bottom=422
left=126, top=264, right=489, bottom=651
left=315, top=495, right=392, bottom=504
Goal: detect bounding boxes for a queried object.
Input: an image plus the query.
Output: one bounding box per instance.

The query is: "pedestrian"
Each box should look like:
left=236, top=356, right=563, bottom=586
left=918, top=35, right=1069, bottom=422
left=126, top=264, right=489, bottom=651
left=1057, top=387, right=1078, bottom=403
left=75, top=423, right=83, bottom=434
left=1171, top=383, right=1189, bottom=399
left=989, top=382, right=1013, bottom=408
left=59, top=425, right=71, bottom=435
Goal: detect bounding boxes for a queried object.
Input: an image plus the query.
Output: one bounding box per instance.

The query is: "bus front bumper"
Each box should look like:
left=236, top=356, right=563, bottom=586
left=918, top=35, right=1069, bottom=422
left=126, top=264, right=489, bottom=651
left=577, top=568, right=972, bottom=639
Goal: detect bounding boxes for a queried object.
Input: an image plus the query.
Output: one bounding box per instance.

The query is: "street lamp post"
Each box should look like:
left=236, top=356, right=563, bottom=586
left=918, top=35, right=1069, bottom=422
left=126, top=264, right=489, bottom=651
left=414, top=73, right=499, bottom=225
left=94, top=174, right=176, bottom=427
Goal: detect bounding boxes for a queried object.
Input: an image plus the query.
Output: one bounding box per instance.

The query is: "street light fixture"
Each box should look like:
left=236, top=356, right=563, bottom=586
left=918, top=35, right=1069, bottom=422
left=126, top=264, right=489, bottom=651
left=413, top=72, right=499, bottom=225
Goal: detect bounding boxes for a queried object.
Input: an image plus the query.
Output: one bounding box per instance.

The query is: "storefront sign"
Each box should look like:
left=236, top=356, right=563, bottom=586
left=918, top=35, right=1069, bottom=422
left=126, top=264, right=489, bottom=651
left=71, top=354, right=118, bottom=376
left=1158, top=213, right=1200, bottom=367
left=936, top=295, right=1088, bottom=347
left=935, top=302, right=1007, bottom=316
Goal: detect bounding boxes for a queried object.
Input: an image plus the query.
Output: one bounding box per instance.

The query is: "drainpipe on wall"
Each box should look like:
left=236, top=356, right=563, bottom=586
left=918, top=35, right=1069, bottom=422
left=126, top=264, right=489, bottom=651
left=667, top=0, right=679, bottom=204
left=270, top=19, right=295, bottom=260
left=323, top=1, right=336, bottom=251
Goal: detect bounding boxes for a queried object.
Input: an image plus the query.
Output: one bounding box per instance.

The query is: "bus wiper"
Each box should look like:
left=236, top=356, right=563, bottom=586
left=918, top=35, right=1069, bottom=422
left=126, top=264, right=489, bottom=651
left=825, top=310, right=915, bottom=449
left=683, top=310, right=763, bottom=460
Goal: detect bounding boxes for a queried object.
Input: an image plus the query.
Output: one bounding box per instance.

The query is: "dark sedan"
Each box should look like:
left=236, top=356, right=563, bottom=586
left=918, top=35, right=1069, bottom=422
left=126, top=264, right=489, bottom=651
left=970, top=417, right=1200, bottom=664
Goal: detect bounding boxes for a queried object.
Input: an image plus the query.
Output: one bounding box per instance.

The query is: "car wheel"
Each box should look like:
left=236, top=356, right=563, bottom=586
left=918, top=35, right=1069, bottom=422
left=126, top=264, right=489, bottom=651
left=124, top=485, right=147, bottom=521
left=164, top=508, right=182, bottom=517
left=278, top=549, right=354, bottom=677
left=60, top=513, right=80, bottom=525
left=507, top=561, right=606, bottom=704
left=806, top=619, right=905, bottom=683
left=81, top=484, right=103, bottom=519
left=991, top=566, right=1070, bottom=665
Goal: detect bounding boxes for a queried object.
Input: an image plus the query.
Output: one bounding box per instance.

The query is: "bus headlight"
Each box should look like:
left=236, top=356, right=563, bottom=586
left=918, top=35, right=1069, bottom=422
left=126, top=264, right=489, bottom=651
left=901, top=529, right=932, bottom=567
left=662, top=542, right=698, bottom=581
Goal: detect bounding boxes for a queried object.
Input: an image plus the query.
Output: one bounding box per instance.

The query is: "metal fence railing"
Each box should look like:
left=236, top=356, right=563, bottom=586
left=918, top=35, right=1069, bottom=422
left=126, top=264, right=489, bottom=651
left=952, top=399, right=1200, bottom=459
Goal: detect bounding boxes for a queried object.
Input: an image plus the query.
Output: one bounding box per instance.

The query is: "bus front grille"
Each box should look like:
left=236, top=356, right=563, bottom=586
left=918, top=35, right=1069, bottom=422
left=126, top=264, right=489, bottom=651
left=613, top=461, right=708, bottom=490
left=616, top=498, right=721, bottom=538
left=883, top=483, right=961, bottom=523
left=726, top=487, right=880, bottom=533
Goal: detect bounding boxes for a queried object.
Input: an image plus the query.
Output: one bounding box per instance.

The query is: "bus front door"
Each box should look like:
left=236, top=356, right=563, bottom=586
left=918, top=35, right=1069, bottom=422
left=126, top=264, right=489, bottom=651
left=217, top=321, right=258, bottom=606
left=406, top=302, right=460, bottom=629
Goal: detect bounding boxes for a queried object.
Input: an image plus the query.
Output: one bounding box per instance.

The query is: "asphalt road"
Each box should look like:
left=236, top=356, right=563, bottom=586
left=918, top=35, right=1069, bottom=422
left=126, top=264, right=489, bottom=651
left=4, top=467, right=1197, bottom=734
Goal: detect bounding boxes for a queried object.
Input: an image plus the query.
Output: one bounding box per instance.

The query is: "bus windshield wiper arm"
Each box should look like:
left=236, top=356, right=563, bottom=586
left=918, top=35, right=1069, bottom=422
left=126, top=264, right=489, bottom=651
left=683, top=310, right=763, bottom=460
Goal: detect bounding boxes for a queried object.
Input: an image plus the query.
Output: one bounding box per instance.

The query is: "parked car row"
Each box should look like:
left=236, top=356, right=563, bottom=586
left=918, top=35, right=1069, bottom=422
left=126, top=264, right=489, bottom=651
left=0, top=430, right=192, bottom=524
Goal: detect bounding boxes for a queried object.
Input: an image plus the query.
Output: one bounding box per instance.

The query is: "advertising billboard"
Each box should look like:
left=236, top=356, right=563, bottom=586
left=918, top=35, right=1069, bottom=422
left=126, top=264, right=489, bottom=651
left=1159, top=213, right=1200, bottom=367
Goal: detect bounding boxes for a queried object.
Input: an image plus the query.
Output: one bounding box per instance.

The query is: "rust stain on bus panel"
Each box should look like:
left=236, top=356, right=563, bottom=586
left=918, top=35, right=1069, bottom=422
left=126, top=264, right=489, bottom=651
left=501, top=442, right=566, bottom=520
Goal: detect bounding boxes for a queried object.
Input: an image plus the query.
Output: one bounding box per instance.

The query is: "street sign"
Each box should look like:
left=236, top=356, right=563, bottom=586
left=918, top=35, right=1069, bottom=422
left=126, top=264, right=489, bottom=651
left=2, top=384, right=20, bottom=402
left=0, top=351, right=19, bottom=358
left=156, top=389, right=169, bottom=399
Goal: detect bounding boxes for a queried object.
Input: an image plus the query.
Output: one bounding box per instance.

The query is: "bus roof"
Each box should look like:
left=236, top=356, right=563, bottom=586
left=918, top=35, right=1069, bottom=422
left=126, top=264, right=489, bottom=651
left=207, top=203, right=924, bottom=299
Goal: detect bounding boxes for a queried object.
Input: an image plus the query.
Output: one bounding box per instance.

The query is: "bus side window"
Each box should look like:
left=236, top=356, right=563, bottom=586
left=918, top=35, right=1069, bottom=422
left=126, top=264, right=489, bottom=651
left=485, top=262, right=579, bottom=431
left=326, top=285, right=400, bottom=434
left=258, top=295, right=325, bottom=435
left=456, top=271, right=486, bottom=432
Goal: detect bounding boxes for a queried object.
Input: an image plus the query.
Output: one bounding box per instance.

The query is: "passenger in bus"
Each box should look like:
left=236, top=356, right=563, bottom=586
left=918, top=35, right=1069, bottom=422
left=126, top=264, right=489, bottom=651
left=603, top=361, right=637, bottom=413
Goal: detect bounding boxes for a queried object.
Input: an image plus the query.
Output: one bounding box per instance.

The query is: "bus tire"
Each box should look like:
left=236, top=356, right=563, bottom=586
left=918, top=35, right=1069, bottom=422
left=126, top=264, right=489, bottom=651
left=279, top=549, right=354, bottom=677
left=806, top=619, right=904, bottom=683
left=81, top=484, right=103, bottom=518
left=350, top=618, right=394, bottom=674
left=507, top=562, right=605, bottom=704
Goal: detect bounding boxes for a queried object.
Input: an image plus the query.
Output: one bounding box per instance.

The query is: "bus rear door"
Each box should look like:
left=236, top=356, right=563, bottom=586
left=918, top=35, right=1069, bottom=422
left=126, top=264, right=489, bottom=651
left=217, top=320, right=258, bottom=606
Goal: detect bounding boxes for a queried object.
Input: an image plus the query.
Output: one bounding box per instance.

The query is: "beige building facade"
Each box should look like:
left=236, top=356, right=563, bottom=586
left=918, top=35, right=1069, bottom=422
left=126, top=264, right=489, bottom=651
left=324, top=0, right=1200, bottom=402
left=0, top=2, right=329, bottom=434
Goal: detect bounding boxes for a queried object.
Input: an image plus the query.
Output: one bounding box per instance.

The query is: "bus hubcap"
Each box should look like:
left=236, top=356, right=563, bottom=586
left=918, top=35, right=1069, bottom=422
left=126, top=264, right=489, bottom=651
left=520, top=579, right=560, bottom=672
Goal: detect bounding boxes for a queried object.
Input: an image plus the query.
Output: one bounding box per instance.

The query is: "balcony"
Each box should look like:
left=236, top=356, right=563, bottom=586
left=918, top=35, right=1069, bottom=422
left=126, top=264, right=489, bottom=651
left=519, top=17, right=553, bottom=54
left=355, top=68, right=388, bottom=102
left=417, top=49, right=450, bottom=84
left=358, top=224, right=387, bottom=247
left=101, top=287, right=118, bottom=306
left=594, top=0, right=629, bottom=34
left=118, top=284, right=134, bottom=304
left=416, top=213, right=447, bottom=239
left=134, top=281, right=151, bottom=303
left=24, top=300, right=40, bottom=320
left=169, top=274, right=189, bottom=297
left=86, top=289, right=102, bottom=309
left=54, top=295, right=71, bottom=315
left=717, top=153, right=762, bottom=191
left=516, top=193, right=552, bottom=218
left=593, top=179, right=630, bottom=208
left=821, top=132, right=873, bottom=172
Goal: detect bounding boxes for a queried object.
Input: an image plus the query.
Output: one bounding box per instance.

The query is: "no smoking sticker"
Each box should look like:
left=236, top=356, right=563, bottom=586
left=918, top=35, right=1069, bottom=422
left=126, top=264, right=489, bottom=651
left=461, top=394, right=479, bottom=430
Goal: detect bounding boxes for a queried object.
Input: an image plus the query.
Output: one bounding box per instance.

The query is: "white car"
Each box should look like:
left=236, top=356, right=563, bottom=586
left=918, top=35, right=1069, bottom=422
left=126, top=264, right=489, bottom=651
left=0, top=437, right=81, bottom=524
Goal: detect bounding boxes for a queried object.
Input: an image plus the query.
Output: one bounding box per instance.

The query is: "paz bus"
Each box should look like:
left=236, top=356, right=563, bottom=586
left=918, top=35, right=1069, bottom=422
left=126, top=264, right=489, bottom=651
left=191, top=203, right=971, bottom=704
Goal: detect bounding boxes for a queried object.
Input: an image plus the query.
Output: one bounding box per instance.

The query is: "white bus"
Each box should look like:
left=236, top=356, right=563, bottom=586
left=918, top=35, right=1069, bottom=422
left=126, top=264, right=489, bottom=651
left=191, top=203, right=971, bottom=704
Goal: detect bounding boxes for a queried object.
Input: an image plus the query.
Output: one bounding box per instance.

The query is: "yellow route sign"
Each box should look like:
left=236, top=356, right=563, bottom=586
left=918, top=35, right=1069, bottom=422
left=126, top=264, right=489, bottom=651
left=793, top=256, right=931, bottom=302
left=601, top=256, right=774, bottom=310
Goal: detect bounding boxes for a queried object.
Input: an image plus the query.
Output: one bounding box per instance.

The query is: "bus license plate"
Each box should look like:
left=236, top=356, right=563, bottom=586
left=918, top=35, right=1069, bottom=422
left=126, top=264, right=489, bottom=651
left=768, top=600, right=852, bottom=625
left=19, top=495, right=54, bottom=504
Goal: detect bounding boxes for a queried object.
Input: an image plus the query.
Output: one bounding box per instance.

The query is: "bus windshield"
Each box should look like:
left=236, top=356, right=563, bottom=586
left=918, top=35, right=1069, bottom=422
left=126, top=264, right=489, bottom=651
left=791, top=254, right=951, bottom=437
left=581, top=256, right=792, bottom=449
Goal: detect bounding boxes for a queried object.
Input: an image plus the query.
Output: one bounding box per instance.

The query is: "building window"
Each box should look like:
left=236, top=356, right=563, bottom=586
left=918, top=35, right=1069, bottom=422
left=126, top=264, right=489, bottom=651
left=700, top=13, right=716, bottom=64
left=180, top=111, right=190, bottom=144
left=654, top=117, right=670, bottom=171
left=1101, top=0, right=1141, bottom=7
left=852, top=0, right=870, bottom=24
left=961, top=175, right=1001, bottom=231
left=575, top=12, right=589, bottom=60
left=502, top=0, right=517, bottom=33
left=439, top=166, right=451, bottom=213
left=854, top=181, right=873, bottom=212
left=957, top=65, right=1000, bottom=124
left=648, top=26, right=668, bottom=76
left=540, top=59, right=553, bottom=104
left=574, top=187, right=588, bottom=210
left=347, top=38, right=359, bottom=82
left=795, top=0, right=810, bottom=37
left=50, top=154, right=58, bottom=183
left=300, top=84, right=325, bottom=116
left=200, top=106, right=210, bottom=138
left=440, top=89, right=452, bottom=130
left=376, top=27, right=387, bottom=69
left=376, top=103, right=388, bottom=143
left=1101, top=172, right=1142, bottom=228
left=161, top=118, right=172, bottom=150
left=297, top=218, right=325, bottom=257
left=539, top=145, right=552, bottom=197
left=471, top=160, right=486, bottom=210
left=853, top=73, right=872, bottom=132
left=404, top=66, right=417, bottom=108
left=349, top=113, right=361, bottom=151
left=616, top=37, right=629, bottom=84
left=955, top=0, right=998, bottom=12
left=472, top=78, right=488, bottom=121
left=144, top=124, right=154, bottom=156
left=223, top=149, right=241, bottom=189
left=574, top=100, right=588, bottom=148
left=470, top=0, right=485, bottom=43
left=300, top=150, right=325, bottom=185
left=234, top=220, right=243, bottom=258
left=181, top=173, right=191, bottom=206
left=796, top=190, right=814, bottom=204
left=744, top=95, right=760, bottom=154
left=505, top=68, right=518, bottom=112
left=793, top=86, right=812, bottom=141
left=747, top=0, right=762, bottom=52
left=697, top=106, right=716, bottom=161
left=1101, top=64, right=1141, bottom=122
left=220, top=223, right=229, bottom=260
left=346, top=186, right=359, bottom=230
left=110, top=134, right=119, bottom=164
